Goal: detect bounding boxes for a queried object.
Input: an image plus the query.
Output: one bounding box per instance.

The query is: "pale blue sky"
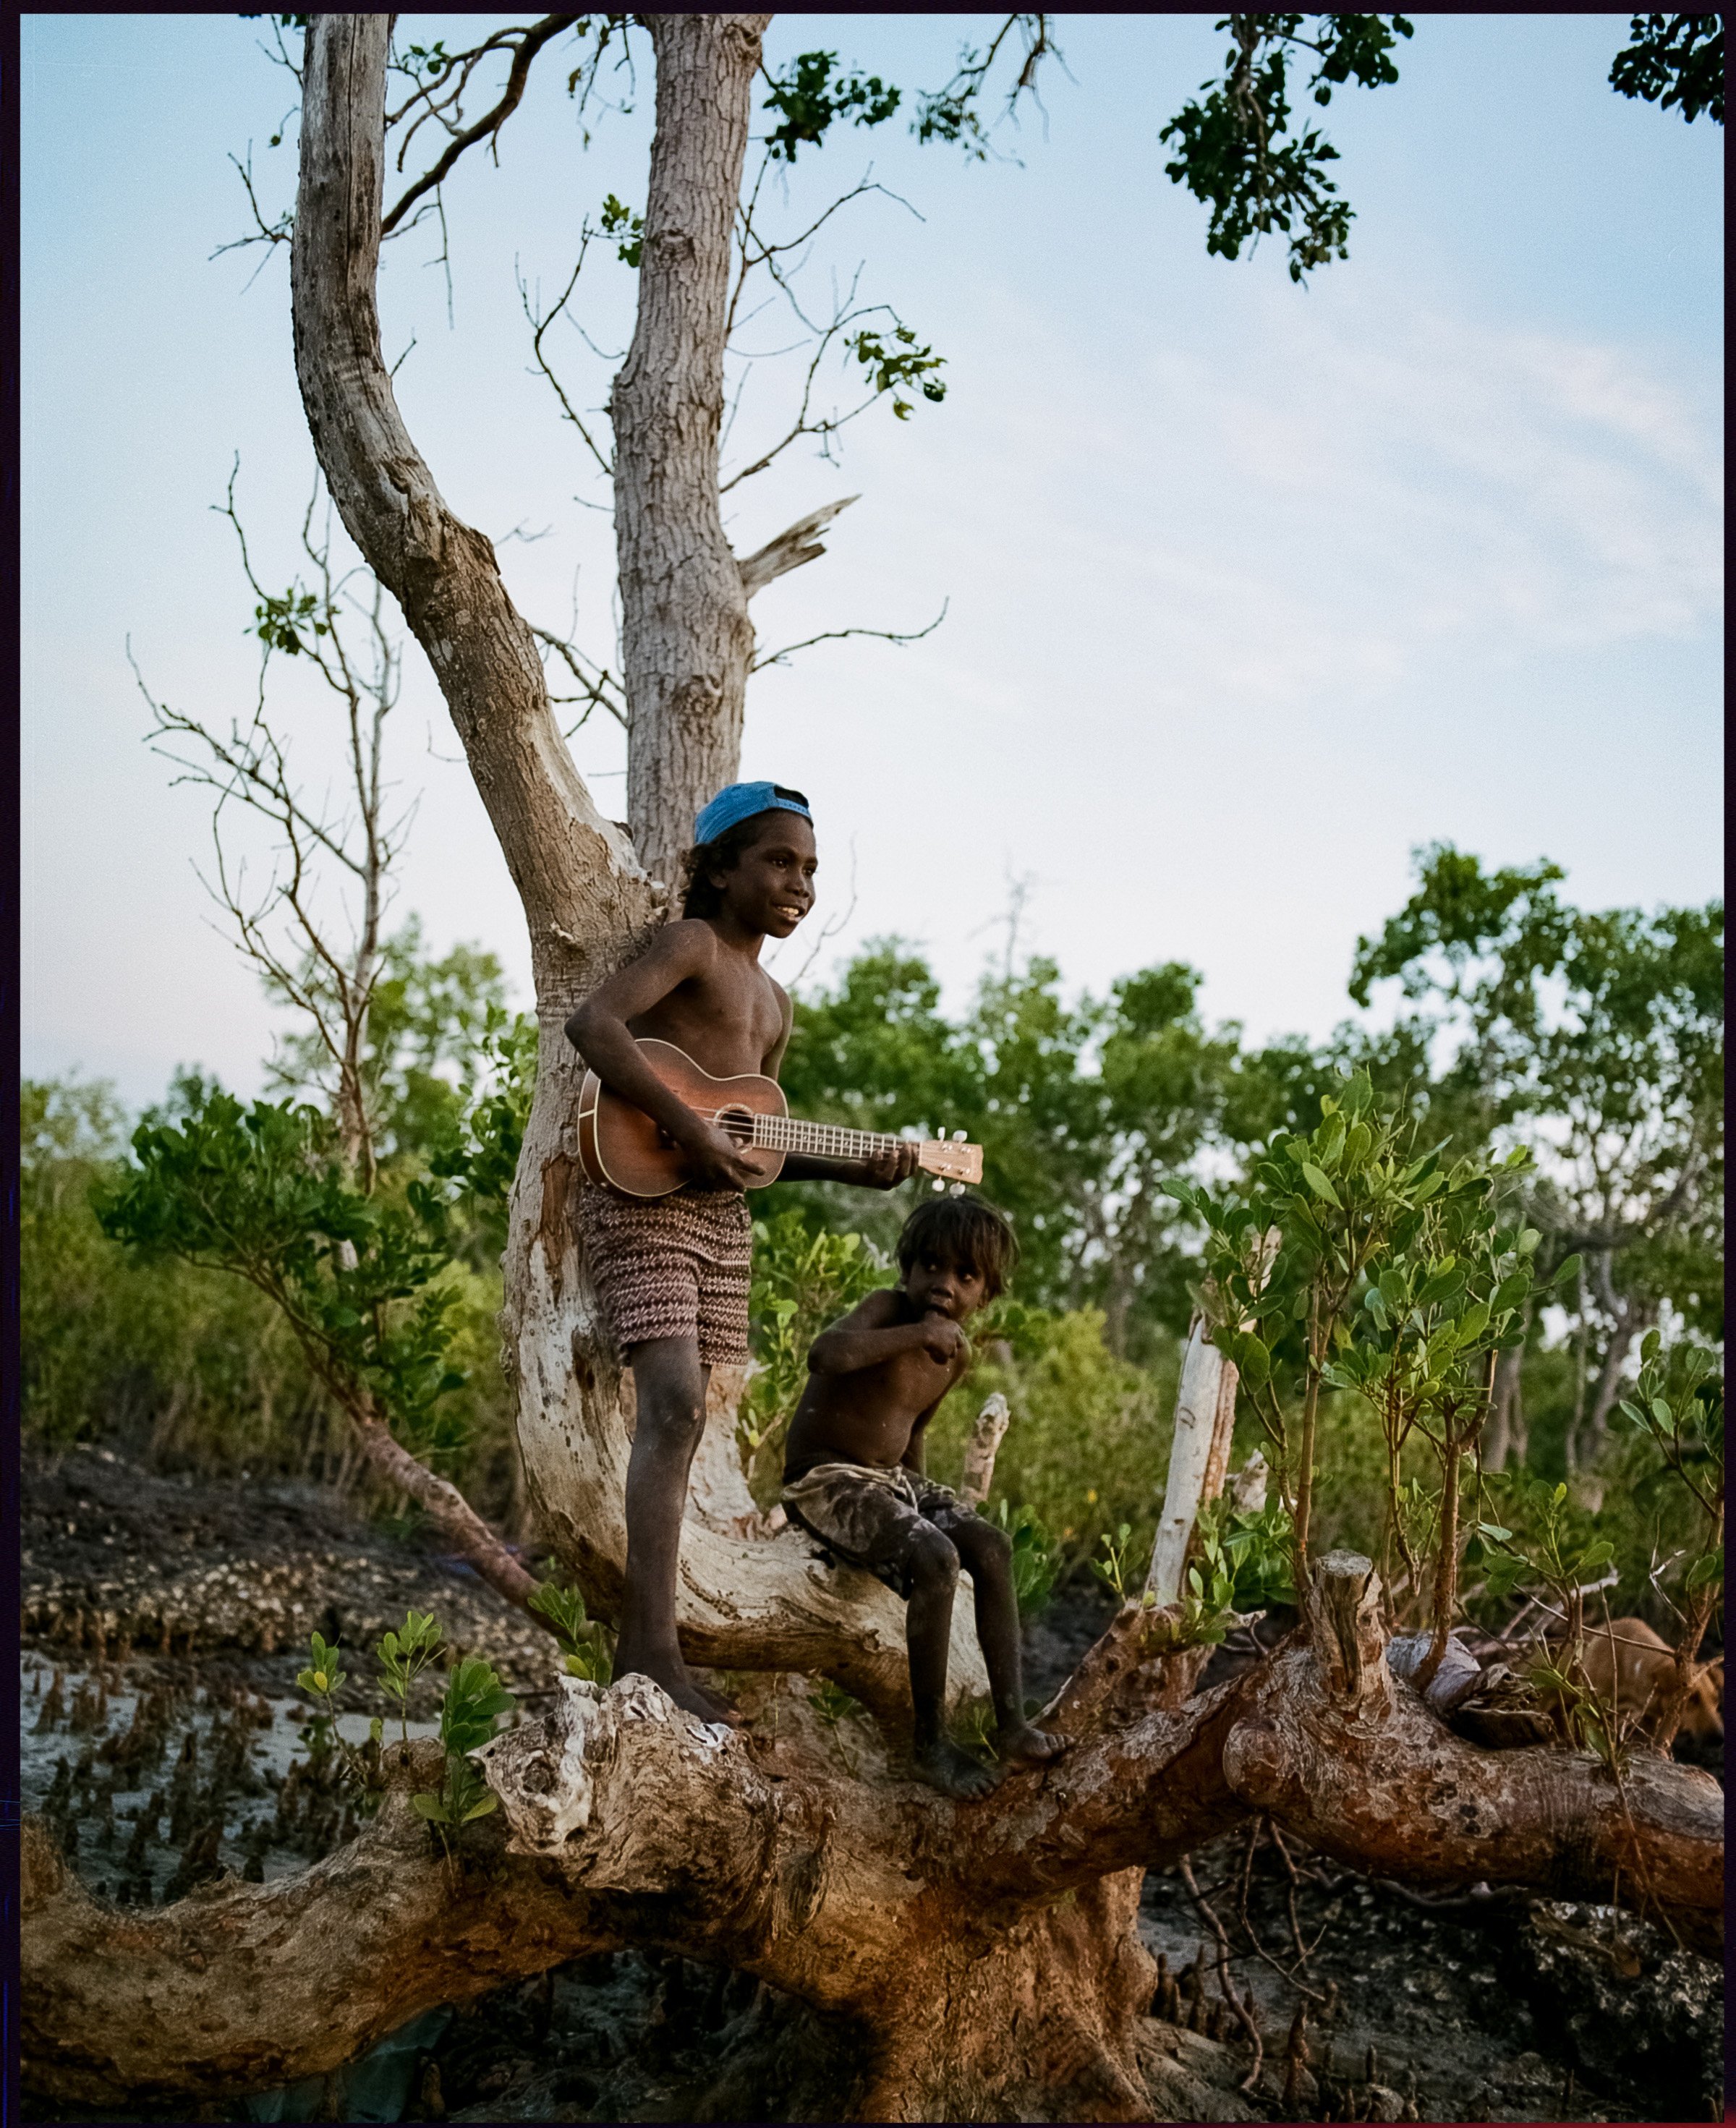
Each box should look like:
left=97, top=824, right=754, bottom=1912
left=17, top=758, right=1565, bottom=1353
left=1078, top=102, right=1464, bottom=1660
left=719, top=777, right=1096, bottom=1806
left=22, top=14, right=1723, bottom=1107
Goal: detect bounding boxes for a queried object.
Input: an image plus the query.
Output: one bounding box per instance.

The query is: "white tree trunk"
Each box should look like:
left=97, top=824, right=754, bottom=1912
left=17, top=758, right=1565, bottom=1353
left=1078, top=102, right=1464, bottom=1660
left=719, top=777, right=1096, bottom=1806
left=1146, top=1318, right=1240, bottom=1605
left=958, top=1392, right=1012, bottom=1507
left=613, top=14, right=770, bottom=886
left=291, top=15, right=986, bottom=1723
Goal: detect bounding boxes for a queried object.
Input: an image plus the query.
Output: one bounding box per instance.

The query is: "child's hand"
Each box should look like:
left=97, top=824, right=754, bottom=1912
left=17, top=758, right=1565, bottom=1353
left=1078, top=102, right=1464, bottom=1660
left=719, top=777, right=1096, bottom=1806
left=919, top=1316, right=970, bottom=1366
left=682, top=1118, right=760, bottom=1192
left=861, top=1139, right=922, bottom=1190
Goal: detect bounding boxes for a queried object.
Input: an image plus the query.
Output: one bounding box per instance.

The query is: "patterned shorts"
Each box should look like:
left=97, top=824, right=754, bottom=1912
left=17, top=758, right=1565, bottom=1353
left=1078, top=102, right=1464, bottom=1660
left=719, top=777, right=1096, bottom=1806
left=576, top=1183, right=752, bottom=1366
left=780, top=1461, right=978, bottom=1599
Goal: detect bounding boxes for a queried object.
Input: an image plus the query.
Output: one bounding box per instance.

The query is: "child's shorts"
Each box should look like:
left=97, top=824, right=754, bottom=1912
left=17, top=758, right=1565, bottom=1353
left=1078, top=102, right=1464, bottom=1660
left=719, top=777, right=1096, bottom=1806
left=781, top=1461, right=979, bottom=1598
left=576, top=1183, right=752, bottom=1366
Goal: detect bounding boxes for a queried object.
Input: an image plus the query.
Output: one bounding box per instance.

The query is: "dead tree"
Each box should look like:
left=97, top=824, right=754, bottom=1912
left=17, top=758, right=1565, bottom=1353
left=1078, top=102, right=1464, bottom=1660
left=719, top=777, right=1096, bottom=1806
left=22, top=18, right=1723, bottom=2120
left=23, top=1552, right=1722, bottom=2119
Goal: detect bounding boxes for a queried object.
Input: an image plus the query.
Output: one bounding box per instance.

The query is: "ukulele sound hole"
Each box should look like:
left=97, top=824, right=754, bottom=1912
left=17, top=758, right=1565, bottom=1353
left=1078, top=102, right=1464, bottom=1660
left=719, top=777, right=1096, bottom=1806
left=717, top=1106, right=755, bottom=1143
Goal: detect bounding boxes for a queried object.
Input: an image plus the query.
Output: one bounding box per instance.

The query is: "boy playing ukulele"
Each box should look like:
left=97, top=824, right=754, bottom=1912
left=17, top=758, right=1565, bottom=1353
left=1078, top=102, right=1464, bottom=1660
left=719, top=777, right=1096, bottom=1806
left=566, top=781, right=918, bottom=1722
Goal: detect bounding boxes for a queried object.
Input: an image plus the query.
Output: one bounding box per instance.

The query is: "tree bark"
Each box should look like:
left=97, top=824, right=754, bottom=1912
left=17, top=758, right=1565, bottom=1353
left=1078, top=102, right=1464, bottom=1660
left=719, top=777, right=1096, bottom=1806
left=24, top=1563, right=1722, bottom=2118
left=613, top=14, right=770, bottom=887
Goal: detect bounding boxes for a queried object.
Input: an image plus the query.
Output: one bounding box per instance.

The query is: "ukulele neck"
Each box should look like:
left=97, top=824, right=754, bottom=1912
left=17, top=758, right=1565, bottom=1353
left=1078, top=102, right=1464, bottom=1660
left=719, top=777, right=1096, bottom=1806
left=741, top=1114, right=905, bottom=1164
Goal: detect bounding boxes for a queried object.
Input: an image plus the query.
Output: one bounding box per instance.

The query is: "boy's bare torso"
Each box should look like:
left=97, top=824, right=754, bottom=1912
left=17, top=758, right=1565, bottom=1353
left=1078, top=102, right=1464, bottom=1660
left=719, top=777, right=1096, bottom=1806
left=626, top=920, right=790, bottom=1078
left=785, top=1288, right=970, bottom=1480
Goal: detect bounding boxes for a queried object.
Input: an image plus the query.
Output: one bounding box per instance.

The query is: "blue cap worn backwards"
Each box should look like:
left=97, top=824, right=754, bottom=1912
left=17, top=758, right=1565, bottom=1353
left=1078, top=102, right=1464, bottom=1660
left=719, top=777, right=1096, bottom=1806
left=692, top=780, right=812, bottom=847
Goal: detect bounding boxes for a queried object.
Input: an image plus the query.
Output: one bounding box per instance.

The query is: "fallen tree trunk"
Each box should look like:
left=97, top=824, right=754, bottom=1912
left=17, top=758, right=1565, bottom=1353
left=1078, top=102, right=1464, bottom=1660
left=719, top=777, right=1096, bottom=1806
left=23, top=1554, right=1721, bottom=2120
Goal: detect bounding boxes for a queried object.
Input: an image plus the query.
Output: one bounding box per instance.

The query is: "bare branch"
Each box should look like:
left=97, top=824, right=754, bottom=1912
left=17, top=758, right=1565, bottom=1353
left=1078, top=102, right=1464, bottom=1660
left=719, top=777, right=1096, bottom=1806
left=751, top=600, right=948, bottom=673
left=528, top=624, right=628, bottom=731
left=381, top=17, right=582, bottom=235
left=737, top=495, right=857, bottom=597
left=517, top=248, right=616, bottom=479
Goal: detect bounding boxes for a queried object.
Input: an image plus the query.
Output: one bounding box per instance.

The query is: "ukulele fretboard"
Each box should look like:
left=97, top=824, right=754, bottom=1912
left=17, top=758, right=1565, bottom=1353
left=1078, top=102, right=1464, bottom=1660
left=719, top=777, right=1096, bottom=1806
left=733, top=1114, right=911, bottom=1161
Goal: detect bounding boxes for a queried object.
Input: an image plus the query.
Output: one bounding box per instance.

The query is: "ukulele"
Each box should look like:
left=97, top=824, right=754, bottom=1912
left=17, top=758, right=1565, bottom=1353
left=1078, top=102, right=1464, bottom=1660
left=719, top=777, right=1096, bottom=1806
left=575, top=1039, right=983, bottom=1199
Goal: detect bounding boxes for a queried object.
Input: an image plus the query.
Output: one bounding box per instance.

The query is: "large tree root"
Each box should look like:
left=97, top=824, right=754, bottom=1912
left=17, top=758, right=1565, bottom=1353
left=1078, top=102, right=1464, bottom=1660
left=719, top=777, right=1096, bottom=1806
left=22, top=1556, right=1722, bottom=2119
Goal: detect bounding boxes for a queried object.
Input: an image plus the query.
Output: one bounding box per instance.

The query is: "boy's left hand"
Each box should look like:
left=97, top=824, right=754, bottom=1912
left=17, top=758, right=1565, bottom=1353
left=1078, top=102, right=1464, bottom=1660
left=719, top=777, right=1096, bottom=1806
left=861, top=1140, right=922, bottom=1190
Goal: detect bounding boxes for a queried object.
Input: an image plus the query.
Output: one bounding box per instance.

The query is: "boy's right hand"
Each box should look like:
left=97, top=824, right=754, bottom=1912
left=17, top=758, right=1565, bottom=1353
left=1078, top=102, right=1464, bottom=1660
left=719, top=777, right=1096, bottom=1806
left=919, top=1315, right=971, bottom=1366
left=681, top=1117, right=760, bottom=1192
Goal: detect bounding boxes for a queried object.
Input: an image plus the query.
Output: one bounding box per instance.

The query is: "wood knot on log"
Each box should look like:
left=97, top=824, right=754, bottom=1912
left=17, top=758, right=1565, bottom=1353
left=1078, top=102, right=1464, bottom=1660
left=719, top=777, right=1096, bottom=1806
left=1303, top=1551, right=1387, bottom=1704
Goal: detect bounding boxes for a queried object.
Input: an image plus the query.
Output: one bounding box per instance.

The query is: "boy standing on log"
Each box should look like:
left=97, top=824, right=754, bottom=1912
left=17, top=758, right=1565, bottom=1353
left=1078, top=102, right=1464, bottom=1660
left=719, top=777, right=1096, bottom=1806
left=783, top=1195, right=1065, bottom=1795
left=566, top=781, right=918, bottom=1723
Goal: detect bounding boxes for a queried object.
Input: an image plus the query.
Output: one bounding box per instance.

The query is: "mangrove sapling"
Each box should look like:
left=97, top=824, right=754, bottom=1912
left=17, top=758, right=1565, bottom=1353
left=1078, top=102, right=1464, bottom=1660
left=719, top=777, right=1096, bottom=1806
left=1322, top=1157, right=1578, bottom=1687
left=1472, top=1479, right=1622, bottom=1753
left=1614, top=1335, right=1724, bottom=1755
left=375, top=1609, right=443, bottom=1745
left=526, top=1582, right=613, bottom=1685
left=1092, top=1523, right=1138, bottom=1603
left=412, top=1659, right=518, bottom=1860
left=1166, top=1071, right=1426, bottom=1580
left=1171, top=1072, right=1579, bottom=1685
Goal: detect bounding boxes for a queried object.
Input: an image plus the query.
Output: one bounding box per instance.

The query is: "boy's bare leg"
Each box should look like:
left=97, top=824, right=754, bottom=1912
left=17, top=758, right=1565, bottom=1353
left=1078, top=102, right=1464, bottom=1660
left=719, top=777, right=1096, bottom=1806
left=616, top=1336, right=739, bottom=1725
left=950, top=1519, right=1065, bottom=1765
left=906, top=1528, right=998, bottom=1797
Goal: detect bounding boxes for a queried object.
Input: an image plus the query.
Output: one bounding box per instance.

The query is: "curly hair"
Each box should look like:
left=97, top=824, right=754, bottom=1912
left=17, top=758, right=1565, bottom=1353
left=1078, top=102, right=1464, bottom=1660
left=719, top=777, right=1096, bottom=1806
left=895, top=1193, right=1018, bottom=1301
left=678, top=786, right=811, bottom=919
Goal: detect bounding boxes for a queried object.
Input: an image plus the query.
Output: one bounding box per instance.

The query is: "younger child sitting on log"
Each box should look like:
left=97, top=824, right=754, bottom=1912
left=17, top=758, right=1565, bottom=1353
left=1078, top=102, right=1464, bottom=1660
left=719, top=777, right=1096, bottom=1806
left=782, top=1195, right=1065, bottom=1797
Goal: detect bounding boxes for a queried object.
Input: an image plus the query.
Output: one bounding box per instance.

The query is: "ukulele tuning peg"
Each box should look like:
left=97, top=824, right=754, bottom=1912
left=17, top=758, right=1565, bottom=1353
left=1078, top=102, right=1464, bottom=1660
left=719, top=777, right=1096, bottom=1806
left=932, top=1178, right=946, bottom=1194
left=952, top=1129, right=967, bottom=1143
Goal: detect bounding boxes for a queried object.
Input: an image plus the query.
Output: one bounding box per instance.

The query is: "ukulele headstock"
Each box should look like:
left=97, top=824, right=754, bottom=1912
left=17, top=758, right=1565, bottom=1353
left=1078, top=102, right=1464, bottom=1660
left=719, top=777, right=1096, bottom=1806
left=918, top=1130, right=982, bottom=1187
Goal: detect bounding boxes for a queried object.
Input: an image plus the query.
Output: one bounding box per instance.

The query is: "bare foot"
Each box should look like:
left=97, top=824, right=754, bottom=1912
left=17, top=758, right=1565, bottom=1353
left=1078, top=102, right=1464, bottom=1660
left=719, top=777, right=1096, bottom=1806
left=614, top=1650, right=739, bottom=1727
left=690, top=1677, right=746, bottom=1729
left=997, top=1721, right=1065, bottom=1766
left=913, top=1737, right=1000, bottom=1800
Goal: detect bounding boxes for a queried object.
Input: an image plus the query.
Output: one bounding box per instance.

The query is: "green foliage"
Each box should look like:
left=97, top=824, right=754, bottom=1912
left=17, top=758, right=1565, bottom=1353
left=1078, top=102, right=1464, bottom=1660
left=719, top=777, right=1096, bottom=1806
left=527, top=1580, right=613, bottom=1684
left=1090, top=1522, right=1136, bottom=1601
left=95, top=1087, right=477, bottom=1463
left=1350, top=845, right=1724, bottom=1347
left=1617, top=1331, right=1723, bottom=1527
left=762, top=51, right=900, bottom=163
left=1609, top=13, right=1724, bottom=124
left=1472, top=1477, right=1614, bottom=1610
left=910, top=17, right=1056, bottom=158
left=1172, top=1065, right=1578, bottom=1613
left=927, top=1308, right=1178, bottom=1577
left=846, top=324, right=947, bottom=419
left=779, top=942, right=1246, bottom=1361
left=375, top=1609, right=442, bottom=1742
left=807, top=1677, right=867, bottom=1772
left=741, top=1212, right=888, bottom=1494
left=1197, top=1496, right=1296, bottom=1615
left=983, top=1497, right=1062, bottom=1620
left=297, top=1631, right=347, bottom=1703
left=22, top=1075, right=334, bottom=1463
left=598, top=192, right=644, bottom=268
left=250, top=585, right=328, bottom=657
left=265, top=918, right=537, bottom=1256
left=1159, top=15, right=1413, bottom=281
left=414, top=1655, right=516, bottom=1831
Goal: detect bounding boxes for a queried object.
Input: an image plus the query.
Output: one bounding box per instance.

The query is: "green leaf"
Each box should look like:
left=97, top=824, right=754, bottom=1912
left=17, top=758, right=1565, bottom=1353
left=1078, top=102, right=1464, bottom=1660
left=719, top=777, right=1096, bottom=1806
left=461, top=1792, right=500, bottom=1822
left=410, top=1792, right=451, bottom=1822
left=1234, top=1335, right=1270, bottom=1390
left=1301, top=1163, right=1341, bottom=1207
